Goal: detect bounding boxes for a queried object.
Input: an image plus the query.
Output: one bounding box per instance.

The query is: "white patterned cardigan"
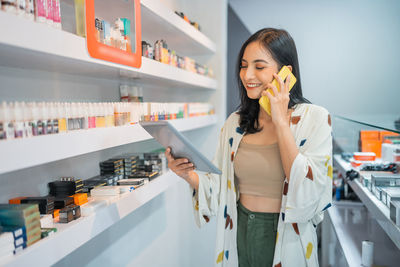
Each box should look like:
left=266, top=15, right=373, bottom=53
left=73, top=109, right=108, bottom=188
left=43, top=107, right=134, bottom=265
left=191, top=103, right=333, bottom=267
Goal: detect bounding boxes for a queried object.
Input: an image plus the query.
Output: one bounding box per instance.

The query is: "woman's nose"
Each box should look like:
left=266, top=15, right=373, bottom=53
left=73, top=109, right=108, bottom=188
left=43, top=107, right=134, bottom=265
left=243, top=67, right=255, bottom=80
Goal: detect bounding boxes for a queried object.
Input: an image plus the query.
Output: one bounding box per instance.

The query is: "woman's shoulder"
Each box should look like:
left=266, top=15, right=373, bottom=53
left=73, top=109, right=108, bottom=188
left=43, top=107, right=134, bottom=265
left=292, top=103, right=331, bottom=128
left=222, top=112, right=241, bottom=131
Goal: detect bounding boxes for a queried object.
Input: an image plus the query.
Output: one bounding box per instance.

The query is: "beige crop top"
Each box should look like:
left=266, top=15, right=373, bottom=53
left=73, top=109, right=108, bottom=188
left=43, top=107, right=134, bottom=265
left=234, top=141, right=285, bottom=198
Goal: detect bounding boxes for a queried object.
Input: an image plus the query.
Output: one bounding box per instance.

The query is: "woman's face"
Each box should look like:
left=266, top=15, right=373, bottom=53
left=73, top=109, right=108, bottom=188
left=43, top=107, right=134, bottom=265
left=239, top=41, right=279, bottom=99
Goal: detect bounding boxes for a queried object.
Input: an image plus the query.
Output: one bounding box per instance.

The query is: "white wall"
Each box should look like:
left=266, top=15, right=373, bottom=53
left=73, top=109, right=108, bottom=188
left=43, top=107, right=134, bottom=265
left=0, top=0, right=227, bottom=266
left=229, top=0, right=400, bottom=121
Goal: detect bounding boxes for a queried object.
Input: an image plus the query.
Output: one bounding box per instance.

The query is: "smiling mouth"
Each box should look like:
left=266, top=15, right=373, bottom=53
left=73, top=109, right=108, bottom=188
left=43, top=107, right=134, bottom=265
left=246, top=83, right=262, bottom=89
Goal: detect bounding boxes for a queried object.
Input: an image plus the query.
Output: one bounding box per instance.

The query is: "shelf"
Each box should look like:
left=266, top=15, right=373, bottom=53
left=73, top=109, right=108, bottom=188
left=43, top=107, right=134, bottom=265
left=326, top=202, right=365, bottom=267
left=0, top=115, right=217, bottom=175
left=333, top=154, right=400, bottom=249
left=0, top=11, right=217, bottom=90
left=141, top=0, right=216, bottom=55
left=2, top=170, right=182, bottom=267
left=325, top=201, right=400, bottom=267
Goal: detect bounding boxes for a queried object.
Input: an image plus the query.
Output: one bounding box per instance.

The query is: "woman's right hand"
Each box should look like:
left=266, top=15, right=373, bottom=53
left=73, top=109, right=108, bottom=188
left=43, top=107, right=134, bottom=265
left=165, top=147, right=195, bottom=180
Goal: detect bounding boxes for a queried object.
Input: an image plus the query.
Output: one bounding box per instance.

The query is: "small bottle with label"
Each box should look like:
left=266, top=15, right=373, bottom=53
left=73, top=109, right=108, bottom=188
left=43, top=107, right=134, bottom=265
left=4, top=102, right=15, bottom=140
left=14, top=102, right=25, bottom=138
left=57, top=103, right=67, bottom=133
left=46, top=102, right=54, bottom=134
left=23, top=102, right=33, bottom=138
left=0, top=102, right=6, bottom=140
left=39, top=102, right=48, bottom=135
left=50, top=102, right=59, bottom=134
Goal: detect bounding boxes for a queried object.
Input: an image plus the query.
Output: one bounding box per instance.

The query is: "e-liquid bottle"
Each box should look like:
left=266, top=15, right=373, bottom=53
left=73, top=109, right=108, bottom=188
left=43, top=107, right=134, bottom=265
left=0, top=102, right=6, bottom=140
left=4, top=102, right=15, bottom=140
left=96, top=103, right=105, bottom=128
left=80, top=103, right=88, bottom=130
left=1, top=1, right=17, bottom=13
left=23, top=102, right=33, bottom=138
left=13, top=102, right=24, bottom=138
left=50, top=102, right=59, bottom=134
left=88, top=103, right=96, bottom=128
left=58, top=103, right=67, bottom=133
left=105, top=103, right=114, bottom=127
left=46, top=102, right=54, bottom=134
left=38, top=102, right=48, bottom=135
left=66, top=102, right=74, bottom=131
left=25, top=0, right=34, bottom=21
left=30, top=102, right=39, bottom=136
left=16, top=0, right=26, bottom=16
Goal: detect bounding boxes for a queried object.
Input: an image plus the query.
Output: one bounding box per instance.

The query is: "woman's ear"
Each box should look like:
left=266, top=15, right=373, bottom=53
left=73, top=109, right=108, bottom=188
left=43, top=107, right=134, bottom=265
left=287, top=65, right=293, bottom=72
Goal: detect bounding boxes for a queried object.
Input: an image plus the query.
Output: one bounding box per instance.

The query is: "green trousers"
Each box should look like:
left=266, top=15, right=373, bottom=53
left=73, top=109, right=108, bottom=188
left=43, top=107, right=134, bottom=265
left=237, top=202, right=279, bottom=267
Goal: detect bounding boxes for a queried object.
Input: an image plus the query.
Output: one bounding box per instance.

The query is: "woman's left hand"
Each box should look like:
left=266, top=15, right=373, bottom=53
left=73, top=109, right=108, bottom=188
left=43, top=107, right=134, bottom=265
left=262, top=73, right=291, bottom=127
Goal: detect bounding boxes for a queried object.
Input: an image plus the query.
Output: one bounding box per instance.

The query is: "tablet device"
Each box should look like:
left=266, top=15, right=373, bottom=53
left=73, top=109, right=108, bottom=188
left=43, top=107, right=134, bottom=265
left=140, top=121, right=222, bottom=175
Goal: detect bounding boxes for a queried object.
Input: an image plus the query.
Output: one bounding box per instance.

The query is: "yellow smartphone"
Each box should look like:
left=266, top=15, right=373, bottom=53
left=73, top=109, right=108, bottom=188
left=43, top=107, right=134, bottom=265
left=259, top=65, right=297, bottom=115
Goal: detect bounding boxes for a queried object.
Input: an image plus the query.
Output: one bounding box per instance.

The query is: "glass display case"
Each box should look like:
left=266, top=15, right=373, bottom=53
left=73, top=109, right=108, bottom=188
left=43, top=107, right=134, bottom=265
left=325, top=114, right=400, bottom=266
left=86, top=0, right=142, bottom=68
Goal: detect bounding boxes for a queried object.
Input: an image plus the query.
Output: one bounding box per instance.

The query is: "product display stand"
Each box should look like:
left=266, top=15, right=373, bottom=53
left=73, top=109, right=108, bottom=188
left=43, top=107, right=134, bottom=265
left=2, top=171, right=182, bottom=267
left=0, top=115, right=217, bottom=175
left=0, top=0, right=223, bottom=265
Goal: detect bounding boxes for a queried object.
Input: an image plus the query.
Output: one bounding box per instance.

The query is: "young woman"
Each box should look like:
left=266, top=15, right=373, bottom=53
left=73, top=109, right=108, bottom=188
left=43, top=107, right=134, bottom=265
left=166, top=28, right=333, bottom=267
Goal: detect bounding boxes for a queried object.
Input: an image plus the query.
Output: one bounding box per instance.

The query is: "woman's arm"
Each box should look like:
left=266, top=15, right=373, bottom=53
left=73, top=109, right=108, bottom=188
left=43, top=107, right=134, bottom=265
left=275, top=122, right=299, bottom=181
left=263, top=72, right=298, bottom=180
left=165, top=147, right=199, bottom=190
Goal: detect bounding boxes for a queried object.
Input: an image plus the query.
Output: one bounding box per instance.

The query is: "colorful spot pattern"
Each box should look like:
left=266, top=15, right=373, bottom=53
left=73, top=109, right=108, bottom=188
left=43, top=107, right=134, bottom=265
left=283, top=181, right=288, bottom=195
left=322, top=203, right=332, bottom=211
left=227, top=180, right=231, bottom=190
left=192, top=189, right=196, bottom=197
left=300, top=139, right=307, bottom=147
left=274, top=263, right=282, bottom=267
left=203, top=215, right=210, bottom=223
left=291, top=116, right=301, bottom=125
left=282, top=212, right=285, bottom=221
left=224, top=205, right=233, bottom=230
left=195, top=200, right=199, bottom=211
left=231, top=152, right=235, bottom=162
left=306, top=242, right=313, bottom=259
left=324, top=155, right=331, bottom=166
left=276, top=231, right=279, bottom=244
left=225, top=250, right=229, bottom=260
left=328, top=165, right=333, bottom=179
left=306, top=166, right=313, bottom=181
left=229, top=137, right=233, bottom=147
left=328, top=114, right=331, bottom=126
left=292, top=223, right=300, bottom=235
left=216, top=251, right=224, bottom=264
left=236, top=127, right=244, bottom=135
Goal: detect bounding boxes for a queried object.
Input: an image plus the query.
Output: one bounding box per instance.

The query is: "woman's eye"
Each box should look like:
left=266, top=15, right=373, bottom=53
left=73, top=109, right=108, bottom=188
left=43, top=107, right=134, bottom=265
left=239, top=65, right=248, bottom=69
left=256, top=66, right=265, bottom=70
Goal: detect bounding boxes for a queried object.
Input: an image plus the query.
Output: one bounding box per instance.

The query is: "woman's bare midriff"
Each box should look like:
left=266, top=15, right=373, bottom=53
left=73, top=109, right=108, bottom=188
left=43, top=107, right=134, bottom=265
left=240, top=193, right=281, bottom=213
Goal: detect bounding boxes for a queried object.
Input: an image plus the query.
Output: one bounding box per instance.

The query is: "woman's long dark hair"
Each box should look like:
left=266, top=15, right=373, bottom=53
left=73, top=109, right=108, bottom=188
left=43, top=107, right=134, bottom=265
left=237, top=28, right=310, bottom=133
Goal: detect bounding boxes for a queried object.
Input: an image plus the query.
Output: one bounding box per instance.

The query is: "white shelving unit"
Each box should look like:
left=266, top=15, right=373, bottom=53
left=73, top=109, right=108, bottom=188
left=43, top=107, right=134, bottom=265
left=322, top=201, right=400, bottom=267
left=0, top=0, right=225, bottom=265
left=0, top=115, right=217, bottom=175
left=2, top=171, right=183, bottom=267
left=0, top=11, right=217, bottom=90
left=141, top=0, right=216, bottom=55
left=333, top=154, right=400, bottom=249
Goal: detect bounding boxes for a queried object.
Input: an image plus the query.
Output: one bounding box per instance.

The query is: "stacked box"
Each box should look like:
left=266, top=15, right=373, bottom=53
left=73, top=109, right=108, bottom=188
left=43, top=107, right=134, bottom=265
left=54, top=196, right=74, bottom=209
left=100, top=159, right=124, bottom=177
left=21, top=196, right=55, bottom=215
left=0, top=204, right=41, bottom=247
left=1, top=226, right=26, bottom=254
left=59, top=204, right=81, bottom=224
left=48, top=178, right=83, bottom=196
left=111, top=154, right=139, bottom=178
